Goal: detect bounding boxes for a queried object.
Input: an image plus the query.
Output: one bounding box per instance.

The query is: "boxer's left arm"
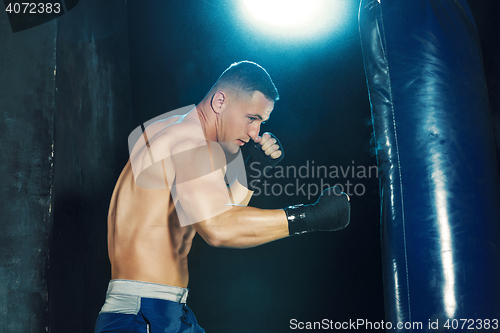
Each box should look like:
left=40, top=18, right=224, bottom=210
left=229, top=132, right=284, bottom=206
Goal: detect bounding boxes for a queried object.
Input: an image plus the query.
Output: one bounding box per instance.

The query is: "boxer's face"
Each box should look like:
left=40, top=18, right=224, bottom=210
left=220, top=90, right=274, bottom=153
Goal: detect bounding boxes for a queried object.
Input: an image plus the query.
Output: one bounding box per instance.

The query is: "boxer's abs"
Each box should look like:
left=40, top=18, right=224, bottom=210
left=107, top=161, right=196, bottom=288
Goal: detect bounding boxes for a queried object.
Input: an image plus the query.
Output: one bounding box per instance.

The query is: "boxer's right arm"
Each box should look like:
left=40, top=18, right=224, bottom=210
left=193, top=189, right=350, bottom=249
left=171, top=138, right=350, bottom=248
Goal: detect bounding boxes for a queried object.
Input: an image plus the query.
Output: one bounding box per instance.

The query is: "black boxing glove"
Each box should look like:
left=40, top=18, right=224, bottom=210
left=241, top=133, right=284, bottom=191
left=284, top=186, right=351, bottom=236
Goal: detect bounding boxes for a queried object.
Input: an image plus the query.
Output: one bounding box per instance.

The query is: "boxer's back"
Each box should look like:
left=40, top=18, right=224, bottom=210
left=107, top=115, right=197, bottom=288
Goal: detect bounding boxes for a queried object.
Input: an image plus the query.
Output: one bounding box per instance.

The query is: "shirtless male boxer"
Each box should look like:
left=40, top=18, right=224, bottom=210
left=94, top=61, right=351, bottom=333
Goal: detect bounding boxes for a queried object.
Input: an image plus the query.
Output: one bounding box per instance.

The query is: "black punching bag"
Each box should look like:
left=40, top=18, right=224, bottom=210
left=359, top=0, right=500, bottom=330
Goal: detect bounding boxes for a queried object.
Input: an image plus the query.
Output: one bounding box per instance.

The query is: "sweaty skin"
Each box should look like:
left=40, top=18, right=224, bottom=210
left=108, top=91, right=288, bottom=288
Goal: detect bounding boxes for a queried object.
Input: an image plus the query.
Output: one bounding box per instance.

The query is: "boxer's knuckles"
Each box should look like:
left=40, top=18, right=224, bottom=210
left=264, top=144, right=280, bottom=157
left=259, top=133, right=273, bottom=149
left=269, top=150, right=282, bottom=159
left=259, top=132, right=281, bottom=158
left=260, top=132, right=272, bottom=142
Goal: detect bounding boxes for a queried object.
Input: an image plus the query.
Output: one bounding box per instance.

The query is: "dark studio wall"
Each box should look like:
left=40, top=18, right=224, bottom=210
left=48, top=0, right=133, bottom=332
left=0, top=0, right=132, bottom=332
left=0, top=12, right=56, bottom=333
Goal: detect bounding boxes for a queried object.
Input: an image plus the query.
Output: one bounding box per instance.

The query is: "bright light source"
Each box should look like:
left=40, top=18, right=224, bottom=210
left=243, top=0, right=323, bottom=27
left=240, top=0, right=348, bottom=40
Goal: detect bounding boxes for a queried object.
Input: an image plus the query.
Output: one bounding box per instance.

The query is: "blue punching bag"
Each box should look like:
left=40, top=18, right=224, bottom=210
left=359, top=0, right=500, bottom=330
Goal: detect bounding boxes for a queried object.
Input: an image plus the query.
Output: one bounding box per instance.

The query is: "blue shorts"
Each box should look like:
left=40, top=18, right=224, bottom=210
left=95, top=280, right=205, bottom=333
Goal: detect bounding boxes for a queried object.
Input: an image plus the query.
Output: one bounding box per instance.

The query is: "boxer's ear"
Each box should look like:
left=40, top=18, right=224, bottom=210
left=211, top=91, right=226, bottom=115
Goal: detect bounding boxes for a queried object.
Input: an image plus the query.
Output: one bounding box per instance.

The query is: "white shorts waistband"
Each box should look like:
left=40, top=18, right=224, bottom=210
left=107, top=279, right=189, bottom=304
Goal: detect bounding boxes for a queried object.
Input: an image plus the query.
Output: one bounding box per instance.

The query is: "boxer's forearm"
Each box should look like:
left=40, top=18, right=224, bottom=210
left=198, top=206, right=289, bottom=249
left=195, top=186, right=351, bottom=248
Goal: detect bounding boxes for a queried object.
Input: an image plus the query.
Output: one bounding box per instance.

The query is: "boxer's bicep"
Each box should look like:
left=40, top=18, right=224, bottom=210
left=171, top=140, right=233, bottom=228
left=228, top=178, right=253, bottom=206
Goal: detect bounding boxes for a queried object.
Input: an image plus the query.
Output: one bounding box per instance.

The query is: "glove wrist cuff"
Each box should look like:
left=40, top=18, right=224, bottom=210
left=284, top=204, right=311, bottom=236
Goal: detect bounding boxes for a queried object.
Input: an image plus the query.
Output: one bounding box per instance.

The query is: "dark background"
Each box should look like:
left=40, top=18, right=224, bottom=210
left=127, top=1, right=381, bottom=332
left=0, top=0, right=498, bottom=332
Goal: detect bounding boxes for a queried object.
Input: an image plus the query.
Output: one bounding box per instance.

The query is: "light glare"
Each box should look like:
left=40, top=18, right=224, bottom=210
left=240, top=0, right=347, bottom=40
left=243, top=0, right=323, bottom=27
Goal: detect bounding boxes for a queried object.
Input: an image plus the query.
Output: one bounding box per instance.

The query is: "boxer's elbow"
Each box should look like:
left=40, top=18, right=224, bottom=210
left=194, top=218, right=228, bottom=248
left=203, top=233, right=224, bottom=248
left=194, top=208, right=253, bottom=248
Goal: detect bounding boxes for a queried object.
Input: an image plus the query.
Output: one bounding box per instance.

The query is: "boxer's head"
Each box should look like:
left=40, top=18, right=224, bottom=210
left=207, top=61, right=279, bottom=153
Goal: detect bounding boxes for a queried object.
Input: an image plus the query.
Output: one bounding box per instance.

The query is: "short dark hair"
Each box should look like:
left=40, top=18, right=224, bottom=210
left=215, top=61, right=279, bottom=102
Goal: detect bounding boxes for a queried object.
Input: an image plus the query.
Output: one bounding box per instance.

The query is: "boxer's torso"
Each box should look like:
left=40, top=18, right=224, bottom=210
left=108, top=115, right=198, bottom=288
